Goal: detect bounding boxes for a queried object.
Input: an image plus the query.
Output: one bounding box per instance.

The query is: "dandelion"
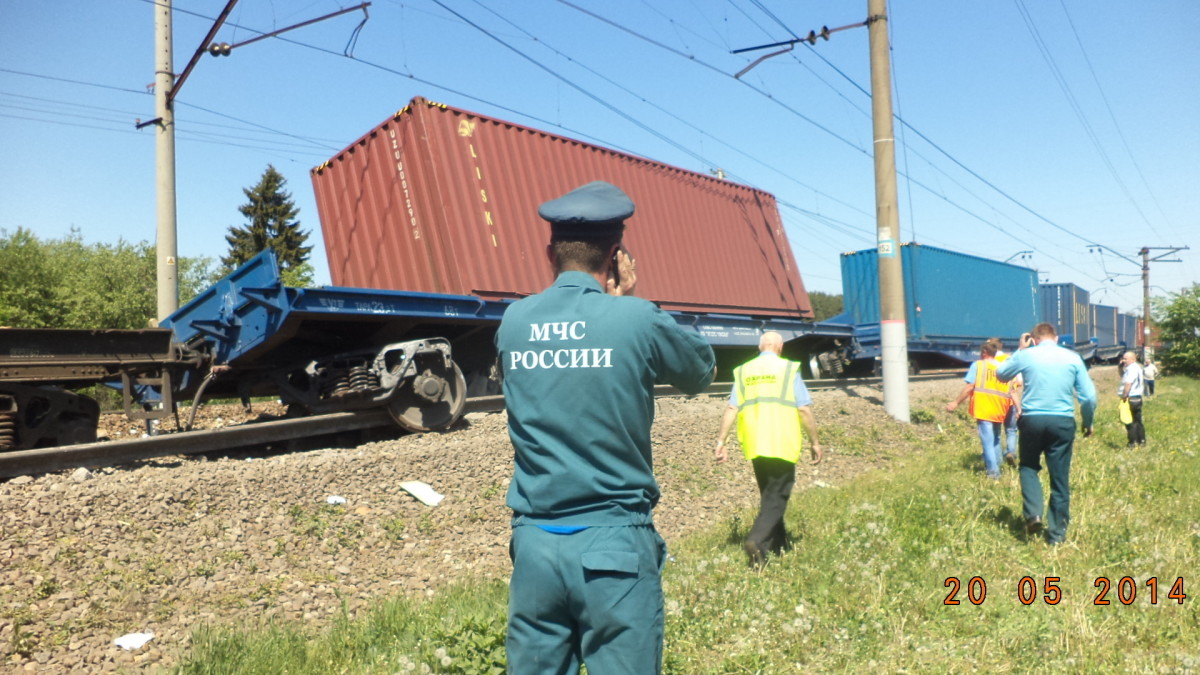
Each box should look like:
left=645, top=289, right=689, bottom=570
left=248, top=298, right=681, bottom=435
left=440, top=656, right=452, bottom=667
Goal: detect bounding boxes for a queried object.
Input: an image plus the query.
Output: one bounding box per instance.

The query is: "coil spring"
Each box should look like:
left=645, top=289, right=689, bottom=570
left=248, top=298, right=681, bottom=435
left=324, top=373, right=352, bottom=398
left=818, top=352, right=845, bottom=377
left=349, top=364, right=378, bottom=392
left=0, top=410, right=16, bottom=451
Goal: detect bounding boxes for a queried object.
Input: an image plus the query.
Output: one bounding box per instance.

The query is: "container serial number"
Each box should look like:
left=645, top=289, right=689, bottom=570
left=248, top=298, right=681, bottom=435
left=942, top=576, right=1187, bottom=606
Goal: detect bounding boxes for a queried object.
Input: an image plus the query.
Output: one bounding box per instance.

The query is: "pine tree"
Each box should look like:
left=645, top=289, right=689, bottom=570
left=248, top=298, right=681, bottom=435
left=222, top=165, right=312, bottom=276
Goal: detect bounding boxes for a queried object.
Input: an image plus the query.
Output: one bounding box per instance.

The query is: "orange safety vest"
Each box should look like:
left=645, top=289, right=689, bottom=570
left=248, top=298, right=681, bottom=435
left=969, top=358, right=1012, bottom=423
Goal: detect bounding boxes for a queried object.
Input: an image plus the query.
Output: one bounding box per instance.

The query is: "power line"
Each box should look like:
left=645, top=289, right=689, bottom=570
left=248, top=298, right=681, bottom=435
left=1056, top=0, right=1177, bottom=238
left=553, top=0, right=1106, bottom=260
left=724, top=4, right=1138, bottom=284
left=0, top=67, right=149, bottom=96
left=0, top=67, right=338, bottom=154
left=550, top=3, right=1120, bottom=286
left=1013, top=0, right=1160, bottom=239
left=132, top=0, right=1058, bottom=265
left=460, top=0, right=873, bottom=226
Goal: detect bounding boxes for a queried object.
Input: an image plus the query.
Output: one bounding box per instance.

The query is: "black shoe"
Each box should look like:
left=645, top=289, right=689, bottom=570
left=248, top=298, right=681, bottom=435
left=1004, top=454, right=1017, bottom=467
left=1025, top=517, right=1043, bottom=536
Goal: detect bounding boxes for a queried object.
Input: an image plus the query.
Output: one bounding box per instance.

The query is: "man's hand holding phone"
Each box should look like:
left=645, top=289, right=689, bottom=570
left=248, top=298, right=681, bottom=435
left=606, top=248, right=638, bottom=297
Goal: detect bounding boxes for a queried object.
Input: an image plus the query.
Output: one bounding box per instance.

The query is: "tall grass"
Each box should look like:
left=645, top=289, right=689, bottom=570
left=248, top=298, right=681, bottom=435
left=177, top=371, right=1199, bottom=673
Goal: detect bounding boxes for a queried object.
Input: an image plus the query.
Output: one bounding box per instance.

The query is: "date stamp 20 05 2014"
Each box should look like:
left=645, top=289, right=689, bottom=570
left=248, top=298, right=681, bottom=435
left=943, top=576, right=1187, bottom=606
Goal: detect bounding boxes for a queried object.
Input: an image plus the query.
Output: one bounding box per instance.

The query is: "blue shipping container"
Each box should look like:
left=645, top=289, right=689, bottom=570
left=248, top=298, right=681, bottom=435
left=1091, top=304, right=1118, bottom=347
left=1118, top=312, right=1139, bottom=348
left=840, top=243, right=1041, bottom=342
left=1040, top=283, right=1090, bottom=344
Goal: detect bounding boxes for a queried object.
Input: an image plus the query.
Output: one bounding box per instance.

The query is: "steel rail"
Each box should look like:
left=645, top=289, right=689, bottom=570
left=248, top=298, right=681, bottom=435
left=0, top=373, right=956, bottom=480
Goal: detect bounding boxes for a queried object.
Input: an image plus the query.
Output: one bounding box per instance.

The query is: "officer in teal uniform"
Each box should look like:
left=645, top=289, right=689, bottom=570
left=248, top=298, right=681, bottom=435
left=496, top=181, right=716, bottom=675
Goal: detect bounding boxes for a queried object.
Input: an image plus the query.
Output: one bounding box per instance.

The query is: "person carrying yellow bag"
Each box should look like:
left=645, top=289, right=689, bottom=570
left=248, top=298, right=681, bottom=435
left=1118, top=351, right=1146, bottom=448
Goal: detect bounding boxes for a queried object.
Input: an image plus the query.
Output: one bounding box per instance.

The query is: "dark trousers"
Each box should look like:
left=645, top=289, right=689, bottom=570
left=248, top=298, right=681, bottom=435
left=1145, top=379, right=1155, bottom=396
left=508, top=523, right=666, bottom=675
left=1017, top=415, right=1076, bottom=544
left=1125, top=397, right=1145, bottom=446
left=746, top=457, right=796, bottom=558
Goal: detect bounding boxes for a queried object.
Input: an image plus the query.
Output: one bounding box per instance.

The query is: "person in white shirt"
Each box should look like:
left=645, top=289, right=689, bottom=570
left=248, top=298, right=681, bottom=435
left=1143, top=360, right=1158, bottom=397
left=1119, top=351, right=1146, bottom=448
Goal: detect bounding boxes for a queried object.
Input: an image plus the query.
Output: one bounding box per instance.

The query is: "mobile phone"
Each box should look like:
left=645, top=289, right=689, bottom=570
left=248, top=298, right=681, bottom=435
left=610, top=249, right=622, bottom=286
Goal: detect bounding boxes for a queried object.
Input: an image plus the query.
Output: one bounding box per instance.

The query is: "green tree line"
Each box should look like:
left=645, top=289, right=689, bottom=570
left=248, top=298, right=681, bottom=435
left=0, top=228, right=221, bottom=329
left=1, top=165, right=314, bottom=330
left=808, top=291, right=843, bottom=323
left=1154, top=283, right=1200, bottom=376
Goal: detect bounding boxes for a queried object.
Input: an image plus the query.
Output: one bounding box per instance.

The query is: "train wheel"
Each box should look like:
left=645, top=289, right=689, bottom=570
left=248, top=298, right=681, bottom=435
left=57, top=416, right=98, bottom=446
left=386, top=361, right=467, bottom=432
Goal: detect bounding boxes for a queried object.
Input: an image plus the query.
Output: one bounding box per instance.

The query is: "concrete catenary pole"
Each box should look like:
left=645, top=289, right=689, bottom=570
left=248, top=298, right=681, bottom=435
left=1141, top=247, right=1151, bottom=360
left=1137, top=245, right=1188, bottom=361
left=867, top=0, right=910, bottom=423
left=154, top=0, right=179, bottom=321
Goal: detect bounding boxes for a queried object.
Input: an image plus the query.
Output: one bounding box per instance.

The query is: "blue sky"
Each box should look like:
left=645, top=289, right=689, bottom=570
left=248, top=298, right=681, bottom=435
left=1, top=0, right=1196, bottom=316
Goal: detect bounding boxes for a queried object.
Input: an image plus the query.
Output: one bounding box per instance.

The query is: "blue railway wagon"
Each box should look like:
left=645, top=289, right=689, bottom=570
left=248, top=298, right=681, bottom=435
left=840, top=243, right=1040, bottom=368
left=163, top=251, right=852, bottom=403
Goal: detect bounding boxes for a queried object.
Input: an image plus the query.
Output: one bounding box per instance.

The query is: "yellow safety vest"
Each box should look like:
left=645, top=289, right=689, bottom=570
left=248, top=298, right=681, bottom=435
left=734, top=353, right=804, bottom=463
left=969, top=358, right=1012, bottom=423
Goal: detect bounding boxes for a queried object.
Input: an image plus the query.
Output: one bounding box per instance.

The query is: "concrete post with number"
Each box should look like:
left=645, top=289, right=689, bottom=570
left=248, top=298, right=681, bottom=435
left=867, top=0, right=910, bottom=423
left=154, top=0, right=179, bottom=321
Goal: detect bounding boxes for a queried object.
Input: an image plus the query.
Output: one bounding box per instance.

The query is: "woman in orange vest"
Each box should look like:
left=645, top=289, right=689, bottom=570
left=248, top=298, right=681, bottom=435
left=946, top=341, right=1014, bottom=480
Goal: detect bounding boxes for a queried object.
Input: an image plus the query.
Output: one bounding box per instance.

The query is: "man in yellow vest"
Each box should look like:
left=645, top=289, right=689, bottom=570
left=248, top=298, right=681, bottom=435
left=715, top=331, right=823, bottom=567
left=946, top=340, right=1014, bottom=480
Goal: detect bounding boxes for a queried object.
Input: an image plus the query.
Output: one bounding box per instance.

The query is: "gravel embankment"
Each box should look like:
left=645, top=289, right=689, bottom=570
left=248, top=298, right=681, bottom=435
left=0, top=379, right=959, bottom=671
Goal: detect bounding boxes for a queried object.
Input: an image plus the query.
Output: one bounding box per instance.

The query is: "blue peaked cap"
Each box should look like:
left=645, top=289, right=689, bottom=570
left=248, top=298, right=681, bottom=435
left=538, top=181, right=634, bottom=239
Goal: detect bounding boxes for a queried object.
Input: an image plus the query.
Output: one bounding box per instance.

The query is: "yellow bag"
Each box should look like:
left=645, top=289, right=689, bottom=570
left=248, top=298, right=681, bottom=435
left=1118, top=399, right=1133, bottom=425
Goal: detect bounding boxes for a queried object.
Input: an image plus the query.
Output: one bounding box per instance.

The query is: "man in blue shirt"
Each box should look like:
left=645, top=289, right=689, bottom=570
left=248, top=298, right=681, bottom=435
left=996, top=322, right=1097, bottom=545
left=496, top=181, right=716, bottom=674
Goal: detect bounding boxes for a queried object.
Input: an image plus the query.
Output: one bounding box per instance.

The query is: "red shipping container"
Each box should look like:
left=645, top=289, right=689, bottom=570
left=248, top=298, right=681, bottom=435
left=311, top=97, right=812, bottom=318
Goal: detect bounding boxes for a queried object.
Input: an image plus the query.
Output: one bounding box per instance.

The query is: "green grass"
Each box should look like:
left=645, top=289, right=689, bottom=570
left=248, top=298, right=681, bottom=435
left=176, top=373, right=1200, bottom=673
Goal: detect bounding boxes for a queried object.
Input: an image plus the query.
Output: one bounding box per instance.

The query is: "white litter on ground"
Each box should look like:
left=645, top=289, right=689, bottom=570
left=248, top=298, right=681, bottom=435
left=113, top=632, right=154, bottom=651
left=400, top=481, right=444, bottom=506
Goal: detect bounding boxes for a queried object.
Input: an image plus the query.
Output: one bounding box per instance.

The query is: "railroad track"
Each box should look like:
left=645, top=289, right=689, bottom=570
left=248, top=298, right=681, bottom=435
left=0, top=373, right=957, bottom=480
